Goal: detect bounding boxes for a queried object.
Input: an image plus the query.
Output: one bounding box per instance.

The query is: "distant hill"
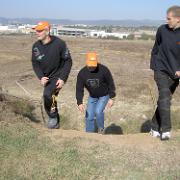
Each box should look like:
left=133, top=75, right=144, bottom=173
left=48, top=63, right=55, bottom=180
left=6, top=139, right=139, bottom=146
left=0, top=17, right=165, bottom=27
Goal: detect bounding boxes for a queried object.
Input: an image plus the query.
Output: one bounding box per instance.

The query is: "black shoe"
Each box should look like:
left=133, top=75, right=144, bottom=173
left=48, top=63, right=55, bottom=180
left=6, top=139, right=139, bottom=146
left=47, top=117, right=59, bottom=129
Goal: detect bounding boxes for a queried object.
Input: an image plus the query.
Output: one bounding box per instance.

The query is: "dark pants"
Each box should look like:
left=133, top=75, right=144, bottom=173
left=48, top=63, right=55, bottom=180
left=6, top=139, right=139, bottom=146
left=152, top=71, right=179, bottom=132
left=43, top=79, right=59, bottom=118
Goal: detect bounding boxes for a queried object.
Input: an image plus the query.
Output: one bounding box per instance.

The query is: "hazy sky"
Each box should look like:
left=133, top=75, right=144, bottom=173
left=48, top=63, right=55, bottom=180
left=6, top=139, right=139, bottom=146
left=1, top=0, right=179, bottom=20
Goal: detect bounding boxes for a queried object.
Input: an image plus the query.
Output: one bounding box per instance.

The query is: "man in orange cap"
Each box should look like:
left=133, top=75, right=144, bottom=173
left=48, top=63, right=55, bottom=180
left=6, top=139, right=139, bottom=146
left=76, top=52, right=116, bottom=133
left=31, top=21, right=72, bottom=129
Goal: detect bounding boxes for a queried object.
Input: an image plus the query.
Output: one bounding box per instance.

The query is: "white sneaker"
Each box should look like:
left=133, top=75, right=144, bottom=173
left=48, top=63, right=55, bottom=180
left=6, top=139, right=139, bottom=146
left=150, top=129, right=160, bottom=137
left=161, top=132, right=171, bottom=140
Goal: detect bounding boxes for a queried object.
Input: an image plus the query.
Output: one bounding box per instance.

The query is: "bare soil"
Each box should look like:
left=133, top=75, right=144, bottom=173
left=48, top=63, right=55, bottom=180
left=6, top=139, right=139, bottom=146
left=0, top=35, right=180, bottom=133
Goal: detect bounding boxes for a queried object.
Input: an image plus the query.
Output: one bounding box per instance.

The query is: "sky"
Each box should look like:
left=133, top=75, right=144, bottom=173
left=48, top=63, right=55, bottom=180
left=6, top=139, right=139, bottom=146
left=0, top=0, right=179, bottom=20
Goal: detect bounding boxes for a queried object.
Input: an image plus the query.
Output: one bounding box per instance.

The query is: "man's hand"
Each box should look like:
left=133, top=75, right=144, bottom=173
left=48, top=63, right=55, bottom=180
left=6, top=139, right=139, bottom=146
left=41, top=77, right=49, bottom=86
left=78, top=104, right=85, bottom=113
left=107, top=99, right=114, bottom=108
left=56, top=79, right=64, bottom=89
left=175, top=71, right=180, bottom=77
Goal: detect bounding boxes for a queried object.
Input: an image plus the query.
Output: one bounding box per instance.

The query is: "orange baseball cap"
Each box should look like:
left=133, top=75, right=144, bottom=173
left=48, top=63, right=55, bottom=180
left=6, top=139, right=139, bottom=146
left=32, top=21, right=50, bottom=31
left=86, top=52, right=98, bottom=67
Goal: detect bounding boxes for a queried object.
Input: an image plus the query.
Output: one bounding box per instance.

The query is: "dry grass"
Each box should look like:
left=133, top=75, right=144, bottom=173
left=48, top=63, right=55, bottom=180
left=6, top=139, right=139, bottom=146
left=1, top=35, right=180, bottom=133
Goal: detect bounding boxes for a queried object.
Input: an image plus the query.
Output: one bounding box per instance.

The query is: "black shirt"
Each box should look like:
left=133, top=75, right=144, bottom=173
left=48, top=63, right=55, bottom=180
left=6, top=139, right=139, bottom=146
left=76, top=64, right=116, bottom=105
left=150, top=24, right=180, bottom=79
left=32, top=36, right=72, bottom=82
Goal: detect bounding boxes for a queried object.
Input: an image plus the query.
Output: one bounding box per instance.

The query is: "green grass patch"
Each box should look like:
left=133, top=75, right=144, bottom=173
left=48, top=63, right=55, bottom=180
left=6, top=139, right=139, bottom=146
left=0, top=120, right=180, bottom=180
left=0, top=122, right=100, bottom=180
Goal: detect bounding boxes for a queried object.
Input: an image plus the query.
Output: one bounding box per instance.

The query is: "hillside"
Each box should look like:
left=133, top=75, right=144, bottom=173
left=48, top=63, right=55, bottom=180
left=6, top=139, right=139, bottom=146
left=0, top=35, right=180, bottom=179
left=0, top=96, right=180, bottom=180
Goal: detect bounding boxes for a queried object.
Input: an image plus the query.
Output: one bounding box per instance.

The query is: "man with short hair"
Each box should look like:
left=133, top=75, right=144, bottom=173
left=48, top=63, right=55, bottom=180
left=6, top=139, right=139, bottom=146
left=76, top=52, right=116, bottom=133
left=31, top=21, right=72, bottom=129
left=150, top=6, right=180, bottom=140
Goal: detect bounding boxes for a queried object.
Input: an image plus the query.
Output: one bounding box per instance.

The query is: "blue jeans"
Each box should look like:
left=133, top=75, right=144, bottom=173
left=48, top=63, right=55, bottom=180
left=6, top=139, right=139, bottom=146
left=85, top=95, right=109, bottom=132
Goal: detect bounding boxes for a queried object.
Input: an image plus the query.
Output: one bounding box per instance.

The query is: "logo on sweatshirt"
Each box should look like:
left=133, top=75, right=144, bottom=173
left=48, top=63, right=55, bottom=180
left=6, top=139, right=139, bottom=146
left=177, top=42, right=180, bottom=45
left=63, top=47, right=70, bottom=60
left=33, top=47, right=45, bottom=61
left=87, top=79, right=99, bottom=88
left=37, top=54, right=45, bottom=60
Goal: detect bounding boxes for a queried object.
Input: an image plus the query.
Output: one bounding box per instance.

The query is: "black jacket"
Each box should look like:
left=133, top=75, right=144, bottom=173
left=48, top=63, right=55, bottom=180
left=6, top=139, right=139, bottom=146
left=32, top=36, right=72, bottom=82
left=150, top=24, right=180, bottom=79
left=76, top=64, right=116, bottom=105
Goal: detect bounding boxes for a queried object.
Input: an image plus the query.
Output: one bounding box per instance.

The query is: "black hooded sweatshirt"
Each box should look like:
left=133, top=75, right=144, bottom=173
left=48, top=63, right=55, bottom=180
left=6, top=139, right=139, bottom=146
left=32, top=36, right=72, bottom=82
left=150, top=24, right=180, bottom=79
left=76, top=64, right=116, bottom=105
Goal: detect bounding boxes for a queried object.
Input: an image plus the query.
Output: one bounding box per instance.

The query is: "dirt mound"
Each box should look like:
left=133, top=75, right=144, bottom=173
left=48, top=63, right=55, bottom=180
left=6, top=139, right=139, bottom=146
left=0, top=91, right=179, bottom=148
left=0, top=91, right=40, bottom=124
left=0, top=90, right=180, bottom=171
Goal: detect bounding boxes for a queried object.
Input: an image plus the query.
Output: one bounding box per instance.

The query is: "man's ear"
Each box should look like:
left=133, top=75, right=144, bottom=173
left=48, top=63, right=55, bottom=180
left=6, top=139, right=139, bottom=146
left=176, top=16, right=180, bottom=23
left=45, top=29, right=50, bottom=36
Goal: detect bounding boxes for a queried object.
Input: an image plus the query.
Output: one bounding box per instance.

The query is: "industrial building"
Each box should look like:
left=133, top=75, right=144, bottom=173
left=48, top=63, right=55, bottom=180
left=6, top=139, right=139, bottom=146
left=51, top=26, right=130, bottom=39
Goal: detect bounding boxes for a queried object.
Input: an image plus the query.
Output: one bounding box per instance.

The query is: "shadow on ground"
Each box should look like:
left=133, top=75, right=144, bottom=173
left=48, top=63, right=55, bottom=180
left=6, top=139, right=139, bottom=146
left=104, top=123, right=123, bottom=135
left=141, top=120, right=152, bottom=133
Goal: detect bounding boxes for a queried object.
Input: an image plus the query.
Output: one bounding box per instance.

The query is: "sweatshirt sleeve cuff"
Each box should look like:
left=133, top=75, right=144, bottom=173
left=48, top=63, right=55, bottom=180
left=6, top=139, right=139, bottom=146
left=77, top=101, right=83, bottom=106
left=109, top=93, right=116, bottom=99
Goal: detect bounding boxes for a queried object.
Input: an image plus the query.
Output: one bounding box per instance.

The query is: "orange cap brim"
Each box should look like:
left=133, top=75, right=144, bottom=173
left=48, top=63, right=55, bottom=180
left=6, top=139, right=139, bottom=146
left=32, top=25, right=48, bottom=31
left=86, top=60, right=98, bottom=67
